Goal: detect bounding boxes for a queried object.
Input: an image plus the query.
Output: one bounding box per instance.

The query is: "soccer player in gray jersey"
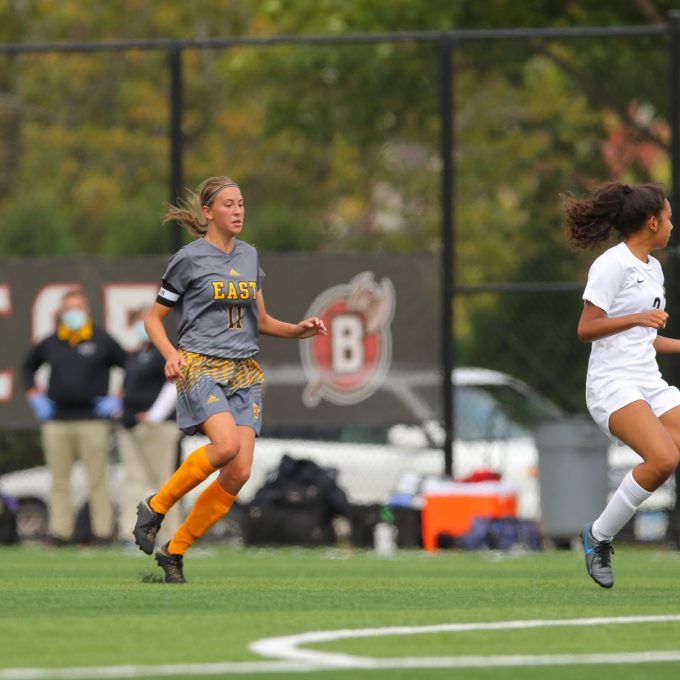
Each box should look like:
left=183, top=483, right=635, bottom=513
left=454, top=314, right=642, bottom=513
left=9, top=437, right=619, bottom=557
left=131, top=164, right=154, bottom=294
left=133, top=176, right=327, bottom=583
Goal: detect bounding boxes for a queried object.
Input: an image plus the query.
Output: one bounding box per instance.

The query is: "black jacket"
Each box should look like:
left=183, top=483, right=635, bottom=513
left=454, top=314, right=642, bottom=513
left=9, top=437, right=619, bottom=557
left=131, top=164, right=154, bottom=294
left=21, top=326, right=127, bottom=421
left=121, top=345, right=172, bottom=428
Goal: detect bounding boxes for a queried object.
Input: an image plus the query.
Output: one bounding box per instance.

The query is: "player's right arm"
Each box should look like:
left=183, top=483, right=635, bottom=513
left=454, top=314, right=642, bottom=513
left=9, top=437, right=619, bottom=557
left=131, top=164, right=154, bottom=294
left=577, top=301, right=668, bottom=342
left=580, top=252, right=668, bottom=342
left=149, top=249, right=192, bottom=381
left=144, top=302, right=185, bottom=382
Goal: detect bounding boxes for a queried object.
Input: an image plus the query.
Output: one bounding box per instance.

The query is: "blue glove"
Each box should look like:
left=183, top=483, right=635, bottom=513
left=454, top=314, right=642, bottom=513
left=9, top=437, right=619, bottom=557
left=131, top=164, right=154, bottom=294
left=28, top=393, right=56, bottom=422
left=93, top=395, right=122, bottom=419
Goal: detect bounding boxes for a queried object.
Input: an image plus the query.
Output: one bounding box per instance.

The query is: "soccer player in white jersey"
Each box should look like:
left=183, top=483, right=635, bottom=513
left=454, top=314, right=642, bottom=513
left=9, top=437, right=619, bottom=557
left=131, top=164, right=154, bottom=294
left=132, top=176, right=327, bottom=583
left=565, top=182, right=680, bottom=588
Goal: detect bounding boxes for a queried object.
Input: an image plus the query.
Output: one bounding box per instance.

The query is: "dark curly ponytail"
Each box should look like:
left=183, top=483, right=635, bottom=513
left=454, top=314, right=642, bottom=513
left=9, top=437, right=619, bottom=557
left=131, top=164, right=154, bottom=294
left=564, top=182, right=666, bottom=249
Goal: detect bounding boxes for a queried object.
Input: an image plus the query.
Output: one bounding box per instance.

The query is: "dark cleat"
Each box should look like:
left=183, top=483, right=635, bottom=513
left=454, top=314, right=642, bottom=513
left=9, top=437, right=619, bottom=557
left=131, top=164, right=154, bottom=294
left=132, top=495, right=164, bottom=555
left=581, top=523, right=614, bottom=589
left=155, top=542, right=186, bottom=584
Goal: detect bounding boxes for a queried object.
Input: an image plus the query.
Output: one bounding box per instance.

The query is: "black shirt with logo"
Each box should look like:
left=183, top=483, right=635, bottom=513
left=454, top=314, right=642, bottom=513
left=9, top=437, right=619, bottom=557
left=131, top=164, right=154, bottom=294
left=21, top=326, right=127, bottom=420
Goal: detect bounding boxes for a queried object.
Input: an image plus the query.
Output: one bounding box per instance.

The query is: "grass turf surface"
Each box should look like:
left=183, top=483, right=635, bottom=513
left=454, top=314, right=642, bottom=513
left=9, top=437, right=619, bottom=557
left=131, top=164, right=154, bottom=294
left=1, top=544, right=679, bottom=679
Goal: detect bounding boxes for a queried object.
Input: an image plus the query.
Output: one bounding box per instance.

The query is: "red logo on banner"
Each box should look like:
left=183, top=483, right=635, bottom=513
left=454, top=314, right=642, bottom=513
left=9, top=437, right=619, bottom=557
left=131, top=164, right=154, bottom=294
left=301, top=272, right=395, bottom=407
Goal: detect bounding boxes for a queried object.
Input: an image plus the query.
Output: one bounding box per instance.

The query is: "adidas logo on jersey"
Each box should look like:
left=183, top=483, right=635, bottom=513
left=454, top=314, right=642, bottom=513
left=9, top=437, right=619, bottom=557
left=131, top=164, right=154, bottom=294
left=229, top=267, right=240, bottom=276
left=207, top=394, right=220, bottom=405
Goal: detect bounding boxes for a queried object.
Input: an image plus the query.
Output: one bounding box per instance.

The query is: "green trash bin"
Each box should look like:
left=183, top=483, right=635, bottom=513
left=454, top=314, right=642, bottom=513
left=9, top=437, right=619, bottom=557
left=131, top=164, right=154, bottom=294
left=533, top=415, right=609, bottom=543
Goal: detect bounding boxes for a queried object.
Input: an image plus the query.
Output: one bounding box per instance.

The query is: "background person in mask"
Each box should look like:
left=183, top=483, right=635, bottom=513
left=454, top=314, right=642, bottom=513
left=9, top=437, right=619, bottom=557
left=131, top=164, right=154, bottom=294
left=21, top=287, right=127, bottom=545
left=118, top=308, right=181, bottom=548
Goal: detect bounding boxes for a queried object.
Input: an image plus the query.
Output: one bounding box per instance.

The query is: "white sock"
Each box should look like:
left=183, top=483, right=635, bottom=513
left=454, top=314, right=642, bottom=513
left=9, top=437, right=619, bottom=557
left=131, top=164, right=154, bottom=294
left=591, top=471, right=652, bottom=541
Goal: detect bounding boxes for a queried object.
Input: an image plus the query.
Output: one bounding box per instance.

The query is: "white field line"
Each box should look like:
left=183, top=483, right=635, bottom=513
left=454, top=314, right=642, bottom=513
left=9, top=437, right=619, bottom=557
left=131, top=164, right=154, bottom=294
left=250, top=613, right=680, bottom=665
left=4, top=652, right=680, bottom=679
left=2, top=615, right=680, bottom=679
left=0, top=661, right=329, bottom=679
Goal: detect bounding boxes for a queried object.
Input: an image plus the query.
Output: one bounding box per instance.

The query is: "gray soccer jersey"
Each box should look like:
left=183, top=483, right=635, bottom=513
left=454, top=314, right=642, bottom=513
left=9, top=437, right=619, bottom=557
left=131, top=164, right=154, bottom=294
left=156, top=238, right=265, bottom=359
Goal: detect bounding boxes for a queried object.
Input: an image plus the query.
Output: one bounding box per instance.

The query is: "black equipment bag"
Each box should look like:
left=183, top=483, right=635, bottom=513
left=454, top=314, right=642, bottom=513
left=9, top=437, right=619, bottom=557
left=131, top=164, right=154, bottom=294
left=246, top=454, right=350, bottom=546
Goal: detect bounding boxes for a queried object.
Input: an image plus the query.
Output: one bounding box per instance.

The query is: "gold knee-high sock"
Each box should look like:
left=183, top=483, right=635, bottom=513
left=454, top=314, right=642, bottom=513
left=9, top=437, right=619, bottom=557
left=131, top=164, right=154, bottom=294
left=149, top=445, right=217, bottom=515
left=167, top=479, right=236, bottom=555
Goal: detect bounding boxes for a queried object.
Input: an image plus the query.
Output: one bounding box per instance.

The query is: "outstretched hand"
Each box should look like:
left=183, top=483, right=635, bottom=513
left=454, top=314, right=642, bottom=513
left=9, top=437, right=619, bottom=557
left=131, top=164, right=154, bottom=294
left=296, top=317, right=327, bottom=339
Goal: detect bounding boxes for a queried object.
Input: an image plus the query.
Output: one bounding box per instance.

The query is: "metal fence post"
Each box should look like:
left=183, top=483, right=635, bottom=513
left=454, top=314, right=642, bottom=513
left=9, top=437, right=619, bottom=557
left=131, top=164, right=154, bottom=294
left=440, top=38, right=455, bottom=477
left=169, top=46, right=184, bottom=252
left=666, top=10, right=680, bottom=548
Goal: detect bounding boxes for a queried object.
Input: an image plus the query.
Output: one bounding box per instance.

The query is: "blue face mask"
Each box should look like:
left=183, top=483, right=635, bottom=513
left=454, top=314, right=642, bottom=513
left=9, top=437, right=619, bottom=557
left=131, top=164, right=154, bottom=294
left=61, top=309, right=87, bottom=331
left=134, top=320, right=150, bottom=343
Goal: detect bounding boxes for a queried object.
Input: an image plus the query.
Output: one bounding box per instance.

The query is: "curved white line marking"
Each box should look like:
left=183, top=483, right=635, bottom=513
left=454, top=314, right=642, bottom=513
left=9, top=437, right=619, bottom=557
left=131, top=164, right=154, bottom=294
left=250, top=614, right=680, bottom=666
left=2, top=615, right=680, bottom=679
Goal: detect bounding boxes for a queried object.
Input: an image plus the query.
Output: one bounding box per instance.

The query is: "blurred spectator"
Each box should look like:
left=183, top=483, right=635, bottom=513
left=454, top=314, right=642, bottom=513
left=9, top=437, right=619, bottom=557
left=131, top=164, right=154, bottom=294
left=21, top=288, right=126, bottom=545
left=118, top=308, right=181, bottom=547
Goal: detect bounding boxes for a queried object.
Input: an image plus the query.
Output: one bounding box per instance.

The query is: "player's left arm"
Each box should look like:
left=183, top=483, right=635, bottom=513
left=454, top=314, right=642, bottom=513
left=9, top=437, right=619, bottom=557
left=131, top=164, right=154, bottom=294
left=654, top=334, right=680, bottom=354
left=257, top=292, right=327, bottom=339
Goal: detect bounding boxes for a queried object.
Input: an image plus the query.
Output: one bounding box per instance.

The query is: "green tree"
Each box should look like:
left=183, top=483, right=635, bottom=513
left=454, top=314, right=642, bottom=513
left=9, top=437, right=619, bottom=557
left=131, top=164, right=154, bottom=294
left=0, top=0, right=677, bottom=411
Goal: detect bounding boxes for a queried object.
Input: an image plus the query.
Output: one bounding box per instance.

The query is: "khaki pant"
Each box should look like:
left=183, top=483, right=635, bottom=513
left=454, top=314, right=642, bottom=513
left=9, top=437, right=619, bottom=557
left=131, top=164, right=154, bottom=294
left=117, top=422, right=182, bottom=545
left=41, top=420, right=114, bottom=541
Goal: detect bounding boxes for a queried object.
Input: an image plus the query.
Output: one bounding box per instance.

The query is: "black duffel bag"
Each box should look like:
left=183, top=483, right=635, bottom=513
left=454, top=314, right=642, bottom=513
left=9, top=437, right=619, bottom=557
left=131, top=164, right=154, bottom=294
left=246, top=454, right=350, bottom=546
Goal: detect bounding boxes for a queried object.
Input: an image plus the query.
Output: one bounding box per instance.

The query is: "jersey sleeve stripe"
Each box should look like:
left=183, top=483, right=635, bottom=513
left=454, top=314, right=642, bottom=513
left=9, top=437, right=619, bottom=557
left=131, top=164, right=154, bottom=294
left=156, top=294, right=175, bottom=307
left=157, top=285, right=180, bottom=306
left=158, top=287, right=180, bottom=302
left=161, top=278, right=180, bottom=295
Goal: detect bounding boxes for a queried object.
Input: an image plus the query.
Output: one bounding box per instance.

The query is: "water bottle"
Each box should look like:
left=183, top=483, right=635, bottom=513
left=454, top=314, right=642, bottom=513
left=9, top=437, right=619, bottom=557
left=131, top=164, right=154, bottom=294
left=373, top=507, right=398, bottom=556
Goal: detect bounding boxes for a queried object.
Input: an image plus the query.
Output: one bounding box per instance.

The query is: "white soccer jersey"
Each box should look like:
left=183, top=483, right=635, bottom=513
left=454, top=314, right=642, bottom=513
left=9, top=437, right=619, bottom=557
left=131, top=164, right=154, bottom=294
left=583, top=241, right=665, bottom=387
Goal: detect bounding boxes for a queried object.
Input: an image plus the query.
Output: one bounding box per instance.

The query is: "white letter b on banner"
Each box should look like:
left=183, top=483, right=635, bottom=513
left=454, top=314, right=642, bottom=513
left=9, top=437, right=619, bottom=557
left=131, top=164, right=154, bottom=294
left=331, top=315, right=363, bottom=374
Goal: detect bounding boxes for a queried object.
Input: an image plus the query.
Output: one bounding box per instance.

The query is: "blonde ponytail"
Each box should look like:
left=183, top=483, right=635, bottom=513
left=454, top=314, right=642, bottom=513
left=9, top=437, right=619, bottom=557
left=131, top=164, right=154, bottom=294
left=161, top=176, right=238, bottom=238
left=161, top=191, right=207, bottom=237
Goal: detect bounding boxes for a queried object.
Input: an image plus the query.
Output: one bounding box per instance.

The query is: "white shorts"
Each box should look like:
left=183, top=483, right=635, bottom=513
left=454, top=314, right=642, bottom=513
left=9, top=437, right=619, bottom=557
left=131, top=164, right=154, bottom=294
left=586, top=377, right=680, bottom=442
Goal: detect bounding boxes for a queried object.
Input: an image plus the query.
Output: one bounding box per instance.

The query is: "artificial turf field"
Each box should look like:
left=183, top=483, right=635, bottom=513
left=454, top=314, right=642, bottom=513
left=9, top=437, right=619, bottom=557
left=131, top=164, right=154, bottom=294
left=1, top=544, right=680, bottom=680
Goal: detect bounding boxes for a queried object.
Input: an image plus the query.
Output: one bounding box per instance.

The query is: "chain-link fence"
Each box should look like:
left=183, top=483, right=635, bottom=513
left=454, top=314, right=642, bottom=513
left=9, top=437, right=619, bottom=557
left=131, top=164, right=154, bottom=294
left=1, top=22, right=679, bottom=544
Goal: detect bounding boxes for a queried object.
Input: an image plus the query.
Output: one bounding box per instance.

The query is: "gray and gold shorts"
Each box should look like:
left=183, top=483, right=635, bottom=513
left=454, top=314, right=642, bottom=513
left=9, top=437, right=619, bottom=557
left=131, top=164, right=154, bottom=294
left=175, top=350, right=264, bottom=436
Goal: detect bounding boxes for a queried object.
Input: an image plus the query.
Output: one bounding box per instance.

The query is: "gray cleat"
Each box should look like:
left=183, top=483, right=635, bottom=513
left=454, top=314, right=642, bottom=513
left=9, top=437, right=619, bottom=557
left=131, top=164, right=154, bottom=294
left=581, top=523, right=614, bottom=588
left=132, top=495, right=165, bottom=555
left=155, top=542, right=186, bottom=584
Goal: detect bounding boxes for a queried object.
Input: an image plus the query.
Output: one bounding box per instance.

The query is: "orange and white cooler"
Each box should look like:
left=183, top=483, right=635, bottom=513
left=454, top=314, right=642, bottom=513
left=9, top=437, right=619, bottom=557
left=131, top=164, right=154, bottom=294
left=421, top=479, right=518, bottom=551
